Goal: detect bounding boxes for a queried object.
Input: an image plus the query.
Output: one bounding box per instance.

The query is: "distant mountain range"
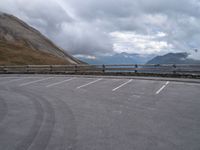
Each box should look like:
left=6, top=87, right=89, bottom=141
left=2, top=13, right=199, bottom=66
left=0, top=12, right=82, bottom=65
left=147, top=52, right=200, bottom=64
left=76, top=52, right=200, bottom=65
left=76, top=52, right=155, bottom=65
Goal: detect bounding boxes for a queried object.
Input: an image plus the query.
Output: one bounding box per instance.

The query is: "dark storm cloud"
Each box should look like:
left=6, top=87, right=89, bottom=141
left=1, top=0, right=200, bottom=59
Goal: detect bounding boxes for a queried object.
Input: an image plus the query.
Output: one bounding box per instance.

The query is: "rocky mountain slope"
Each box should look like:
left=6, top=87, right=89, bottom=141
left=147, top=52, right=200, bottom=64
left=0, top=12, right=82, bottom=65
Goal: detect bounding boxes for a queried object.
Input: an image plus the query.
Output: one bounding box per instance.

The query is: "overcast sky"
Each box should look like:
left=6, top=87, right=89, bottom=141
left=1, top=0, right=200, bottom=59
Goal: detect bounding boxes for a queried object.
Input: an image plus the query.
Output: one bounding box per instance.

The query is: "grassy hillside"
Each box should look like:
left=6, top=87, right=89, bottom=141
left=0, top=13, right=82, bottom=65
left=0, top=40, right=71, bottom=65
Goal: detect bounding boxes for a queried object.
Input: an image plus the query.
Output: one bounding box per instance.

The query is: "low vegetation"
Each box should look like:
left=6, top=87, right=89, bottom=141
left=0, top=40, right=71, bottom=65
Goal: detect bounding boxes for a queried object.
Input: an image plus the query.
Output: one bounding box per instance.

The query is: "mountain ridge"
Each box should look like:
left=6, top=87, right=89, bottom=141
left=147, top=52, right=200, bottom=64
left=0, top=12, right=82, bottom=65
left=76, top=52, right=155, bottom=65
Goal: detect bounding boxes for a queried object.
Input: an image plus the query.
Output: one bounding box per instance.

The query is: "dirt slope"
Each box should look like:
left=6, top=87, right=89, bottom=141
left=0, top=12, right=82, bottom=65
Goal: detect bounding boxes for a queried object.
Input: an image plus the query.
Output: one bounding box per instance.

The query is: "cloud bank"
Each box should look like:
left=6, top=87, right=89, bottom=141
left=1, top=0, right=200, bottom=59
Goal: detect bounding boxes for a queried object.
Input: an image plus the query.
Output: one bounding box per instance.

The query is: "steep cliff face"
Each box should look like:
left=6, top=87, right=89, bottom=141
left=0, top=12, right=82, bottom=65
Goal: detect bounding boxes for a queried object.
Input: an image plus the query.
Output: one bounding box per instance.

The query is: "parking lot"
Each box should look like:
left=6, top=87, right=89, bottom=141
left=0, top=75, right=200, bottom=150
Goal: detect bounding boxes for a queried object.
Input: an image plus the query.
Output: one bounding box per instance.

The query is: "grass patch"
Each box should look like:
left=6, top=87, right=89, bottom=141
left=0, top=40, right=71, bottom=65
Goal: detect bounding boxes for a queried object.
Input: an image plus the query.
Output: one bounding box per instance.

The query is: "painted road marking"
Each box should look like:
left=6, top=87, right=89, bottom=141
left=46, top=78, right=76, bottom=88
left=19, top=77, right=53, bottom=87
left=77, top=78, right=102, bottom=89
left=156, top=81, right=170, bottom=95
left=0, top=77, right=18, bottom=81
left=0, top=76, right=42, bottom=79
left=171, top=82, right=200, bottom=86
left=0, top=77, right=39, bottom=84
left=112, top=79, right=133, bottom=92
left=0, top=78, right=24, bottom=84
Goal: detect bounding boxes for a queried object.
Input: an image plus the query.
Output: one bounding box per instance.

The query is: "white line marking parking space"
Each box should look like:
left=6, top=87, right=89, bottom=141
left=0, top=77, right=18, bottom=81
left=19, top=77, right=54, bottom=87
left=46, top=78, right=76, bottom=88
left=0, top=76, right=42, bottom=79
left=112, top=79, right=133, bottom=92
left=77, top=78, right=102, bottom=89
left=0, top=78, right=24, bottom=84
left=155, top=81, right=170, bottom=95
left=171, top=82, right=200, bottom=86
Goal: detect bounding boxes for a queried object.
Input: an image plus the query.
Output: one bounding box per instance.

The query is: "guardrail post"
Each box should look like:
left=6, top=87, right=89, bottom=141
left=64, top=65, right=68, bottom=73
left=135, top=64, right=138, bottom=73
left=26, top=65, right=29, bottom=73
left=102, top=64, right=105, bottom=73
left=75, top=65, right=78, bottom=73
left=50, top=65, right=53, bottom=73
left=155, top=64, right=160, bottom=67
left=173, top=64, right=176, bottom=74
left=3, top=66, right=7, bottom=74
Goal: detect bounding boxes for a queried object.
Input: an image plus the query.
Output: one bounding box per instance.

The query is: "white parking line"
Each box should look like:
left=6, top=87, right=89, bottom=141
left=19, top=77, right=53, bottom=87
left=0, top=76, right=42, bottom=79
left=171, top=82, right=200, bottom=86
left=0, top=78, right=24, bottom=84
left=77, top=78, right=102, bottom=89
left=155, top=81, right=170, bottom=95
left=46, top=78, right=75, bottom=88
left=0, top=77, right=18, bottom=81
left=112, top=79, right=133, bottom=92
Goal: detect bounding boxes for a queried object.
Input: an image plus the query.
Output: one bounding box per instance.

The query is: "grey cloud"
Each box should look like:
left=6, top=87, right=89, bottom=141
left=67, top=0, right=139, bottom=20
left=0, top=0, right=73, bottom=34
left=0, top=0, right=200, bottom=58
left=51, top=22, right=114, bottom=55
left=19, top=1, right=73, bottom=34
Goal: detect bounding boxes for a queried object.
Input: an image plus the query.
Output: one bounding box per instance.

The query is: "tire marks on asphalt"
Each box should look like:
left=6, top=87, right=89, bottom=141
left=14, top=90, right=44, bottom=150
left=59, top=99, right=77, bottom=150
left=45, top=95, right=78, bottom=150
left=0, top=96, right=8, bottom=124
left=28, top=95, right=55, bottom=150
left=0, top=88, right=38, bottom=150
left=14, top=89, right=55, bottom=150
left=0, top=86, right=78, bottom=150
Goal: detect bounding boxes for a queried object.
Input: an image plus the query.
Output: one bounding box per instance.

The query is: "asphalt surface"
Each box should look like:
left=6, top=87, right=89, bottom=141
left=0, top=75, right=200, bottom=150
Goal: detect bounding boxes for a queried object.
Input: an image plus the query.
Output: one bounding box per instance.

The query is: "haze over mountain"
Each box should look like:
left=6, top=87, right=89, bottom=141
left=0, top=12, right=82, bottom=65
left=1, top=0, right=200, bottom=61
left=76, top=52, right=155, bottom=65
left=76, top=51, right=200, bottom=65
left=147, top=52, right=200, bottom=64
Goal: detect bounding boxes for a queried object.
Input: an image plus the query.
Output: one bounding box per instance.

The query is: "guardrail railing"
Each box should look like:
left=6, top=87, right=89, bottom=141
left=0, top=64, right=200, bottom=77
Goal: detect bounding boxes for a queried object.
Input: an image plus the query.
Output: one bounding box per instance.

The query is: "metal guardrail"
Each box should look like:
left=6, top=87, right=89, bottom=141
left=0, top=64, right=200, bottom=77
